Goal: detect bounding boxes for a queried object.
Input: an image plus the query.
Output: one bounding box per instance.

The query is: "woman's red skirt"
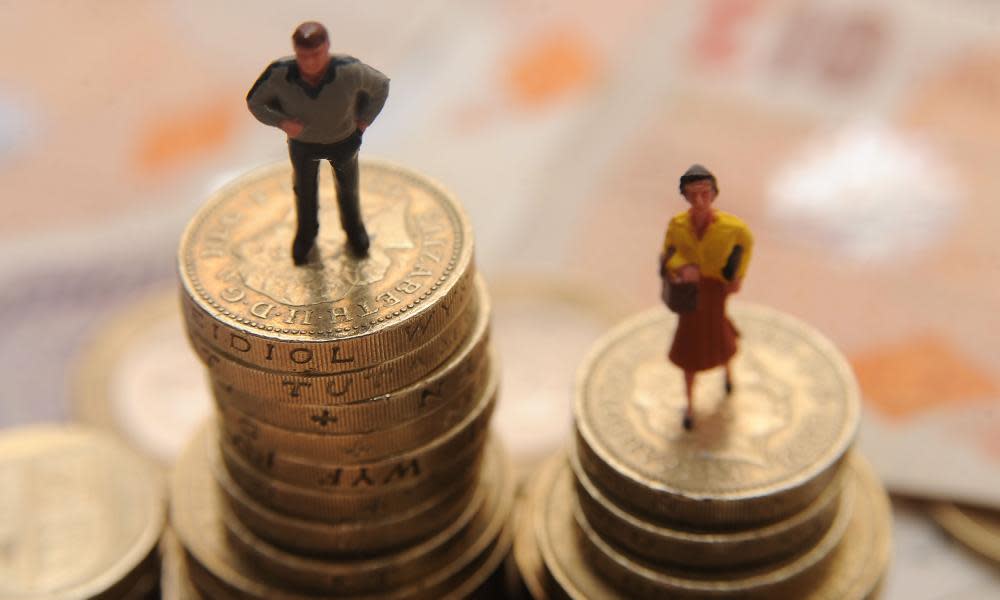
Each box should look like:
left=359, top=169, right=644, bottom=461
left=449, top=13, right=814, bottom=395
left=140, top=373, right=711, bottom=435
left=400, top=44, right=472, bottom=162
left=668, top=277, right=738, bottom=372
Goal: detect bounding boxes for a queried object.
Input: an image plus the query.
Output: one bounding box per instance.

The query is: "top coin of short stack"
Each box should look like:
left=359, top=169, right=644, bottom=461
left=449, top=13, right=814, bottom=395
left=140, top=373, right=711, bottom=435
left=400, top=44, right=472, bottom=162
left=178, top=159, right=476, bottom=377
left=574, top=305, right=861, bottom=530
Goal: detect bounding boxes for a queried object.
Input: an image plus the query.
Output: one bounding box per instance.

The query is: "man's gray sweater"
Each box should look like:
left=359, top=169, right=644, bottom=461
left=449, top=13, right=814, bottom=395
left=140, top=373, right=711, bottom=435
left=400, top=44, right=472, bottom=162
left=246, top=54, right=390, bottom=144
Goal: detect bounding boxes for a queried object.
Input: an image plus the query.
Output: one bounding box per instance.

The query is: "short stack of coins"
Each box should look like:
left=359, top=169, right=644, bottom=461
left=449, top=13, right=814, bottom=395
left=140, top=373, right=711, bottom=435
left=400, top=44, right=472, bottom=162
left=513, top=305, right=892, bottom=599
left=0, top=425, right=164, bottom=600
left=171, top=160, right=515, bottom=599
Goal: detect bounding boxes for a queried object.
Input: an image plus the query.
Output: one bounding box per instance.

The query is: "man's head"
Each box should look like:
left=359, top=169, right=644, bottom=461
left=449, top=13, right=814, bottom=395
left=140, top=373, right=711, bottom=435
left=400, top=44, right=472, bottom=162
left=679, top=164, right=718, bottom=213
left=292, top=22, right=331, bottom=79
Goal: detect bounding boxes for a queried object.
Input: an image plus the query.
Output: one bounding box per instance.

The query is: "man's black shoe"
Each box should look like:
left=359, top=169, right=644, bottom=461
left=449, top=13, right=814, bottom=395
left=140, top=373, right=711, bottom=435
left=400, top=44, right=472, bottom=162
left=292, top=236, right=315, bottom=266
left=346, top=227, right=370, bottom=257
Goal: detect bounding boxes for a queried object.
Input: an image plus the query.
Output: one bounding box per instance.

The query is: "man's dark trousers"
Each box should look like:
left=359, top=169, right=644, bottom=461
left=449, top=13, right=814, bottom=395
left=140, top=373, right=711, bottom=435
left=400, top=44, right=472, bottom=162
left=288, top=130, right=368, bottom=262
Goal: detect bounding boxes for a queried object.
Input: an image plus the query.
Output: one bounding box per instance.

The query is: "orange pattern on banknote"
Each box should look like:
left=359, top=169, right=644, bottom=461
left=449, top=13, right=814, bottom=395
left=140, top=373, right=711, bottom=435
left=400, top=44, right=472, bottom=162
left=135, top=95, right=237, bottom=174
left=851, top=334, right=998, bottom=420
left=505, top=30, right=598, bottom=108
left=901, top=49, right=1000, bottom=144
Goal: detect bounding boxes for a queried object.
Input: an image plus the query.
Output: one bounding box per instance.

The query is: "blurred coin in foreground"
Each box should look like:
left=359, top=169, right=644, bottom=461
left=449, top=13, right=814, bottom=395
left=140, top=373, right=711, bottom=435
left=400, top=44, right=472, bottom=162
left=930, top=502, right=1000, bottom=564
left=0, top=425, right=165, bottom=600
left=489, top=275, right=627, bottom=481
left=72, top=290, right=210, bottom=466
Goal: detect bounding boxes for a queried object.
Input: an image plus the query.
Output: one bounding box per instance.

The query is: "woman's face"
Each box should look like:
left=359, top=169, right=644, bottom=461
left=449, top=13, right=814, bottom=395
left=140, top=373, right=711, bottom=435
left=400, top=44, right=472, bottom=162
left=682, top=180, right=716, bottom=215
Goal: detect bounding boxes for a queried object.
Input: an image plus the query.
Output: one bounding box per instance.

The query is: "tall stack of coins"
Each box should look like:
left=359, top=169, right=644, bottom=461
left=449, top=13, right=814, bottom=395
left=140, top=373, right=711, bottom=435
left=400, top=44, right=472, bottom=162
left=171, top=161, right=514, bottom=598
left=513, top=305, right=892, bottom=599
left=0, top=426, right=164, bottom=600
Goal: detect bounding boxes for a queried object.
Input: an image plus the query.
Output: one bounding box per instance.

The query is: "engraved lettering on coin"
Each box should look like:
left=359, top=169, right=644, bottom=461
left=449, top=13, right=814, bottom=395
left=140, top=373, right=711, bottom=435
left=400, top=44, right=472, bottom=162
left=232, top=198, right=411, bottom=306
left=180, top=161, right=471, bottom=339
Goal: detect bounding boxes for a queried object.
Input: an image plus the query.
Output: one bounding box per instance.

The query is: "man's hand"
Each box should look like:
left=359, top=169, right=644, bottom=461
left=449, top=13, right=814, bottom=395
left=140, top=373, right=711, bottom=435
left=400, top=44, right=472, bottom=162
left=279, top=119, right=305, bottom=138
left=676, top=264, right=700, bottom=283
left=726, top=278, right=742, bottom=294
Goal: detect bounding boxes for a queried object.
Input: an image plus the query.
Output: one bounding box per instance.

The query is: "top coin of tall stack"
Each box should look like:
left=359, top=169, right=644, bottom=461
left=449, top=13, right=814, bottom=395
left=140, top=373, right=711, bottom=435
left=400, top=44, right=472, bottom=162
left=179, top=159, right=475, bottom=378
left=172, top=160, right=514, bottom=598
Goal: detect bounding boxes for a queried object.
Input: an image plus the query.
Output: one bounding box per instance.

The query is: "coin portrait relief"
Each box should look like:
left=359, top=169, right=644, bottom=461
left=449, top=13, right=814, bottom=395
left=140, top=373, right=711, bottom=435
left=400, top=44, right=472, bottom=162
left=231, top=181, right=413, bottom=306
left=577, top=307, right=860, bottom=497
left=181, top=162, right=473, bottom=342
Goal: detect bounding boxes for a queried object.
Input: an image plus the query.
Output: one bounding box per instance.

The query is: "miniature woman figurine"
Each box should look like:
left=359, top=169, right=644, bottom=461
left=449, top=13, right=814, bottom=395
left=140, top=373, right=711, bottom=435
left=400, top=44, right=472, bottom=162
left=659, top=165, right=753, bottom=430
left=247, top=22, right=390, bottom=264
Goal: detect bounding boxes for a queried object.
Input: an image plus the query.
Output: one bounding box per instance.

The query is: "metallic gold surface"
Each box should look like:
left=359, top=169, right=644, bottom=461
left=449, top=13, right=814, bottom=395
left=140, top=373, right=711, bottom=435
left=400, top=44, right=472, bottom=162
left=521, top=451, right=891, bottom=600
left=214, top=436, right=490, bottom=556
left=215, top=421, right=485, bottom=522
left=779, top=452, right=893, bottom=600
left=72, top=289, right=211, bottom=467
left=0, top=426, right=165, bottom=600
left=511, top=491, right=551, bottom=600
left=188, top=280, right=479, bottom=404
left=570, top=445, right=844, bottom=570
left=209, top=295, right=491, bottom=434
left=210, top=317, right=492, bottom=464
left=178, top=160, right=476, bottom=372
left=572, top=463, right=853, bottom=598
left=161, top=530, right=203, bottom=600
left=575, top=304, right=860, bottom=528
left=215, top=372, right=486, bottom=465
left=218, top=365, right=498, bottom=491
left=172, top=421, right=515, bottom=599
left=219, top=451, right=494, bottom=594
left=930, top=502, right=1000, bottom=564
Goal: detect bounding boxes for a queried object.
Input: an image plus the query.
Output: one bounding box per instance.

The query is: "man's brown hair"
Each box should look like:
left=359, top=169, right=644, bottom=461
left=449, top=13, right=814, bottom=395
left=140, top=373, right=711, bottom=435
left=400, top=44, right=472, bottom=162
left=293, top=22, right=328, bottom=49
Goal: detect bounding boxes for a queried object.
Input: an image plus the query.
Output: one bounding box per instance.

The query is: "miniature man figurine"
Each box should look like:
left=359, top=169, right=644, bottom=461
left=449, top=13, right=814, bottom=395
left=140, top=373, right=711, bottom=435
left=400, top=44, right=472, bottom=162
left=247, top=22, right=390, bottom=264
left=659, top=165, right=753, bottom=430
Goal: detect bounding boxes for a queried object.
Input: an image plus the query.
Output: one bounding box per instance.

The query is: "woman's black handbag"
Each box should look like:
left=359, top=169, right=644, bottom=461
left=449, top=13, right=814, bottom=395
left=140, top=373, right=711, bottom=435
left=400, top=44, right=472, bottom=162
left=662, top=277, right=698, bottom=313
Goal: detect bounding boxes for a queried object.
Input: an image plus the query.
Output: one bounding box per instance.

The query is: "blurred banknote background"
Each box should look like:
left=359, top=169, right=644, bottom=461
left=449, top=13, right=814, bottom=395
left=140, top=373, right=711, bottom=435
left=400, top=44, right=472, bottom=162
left=1, top=1, right=998, bottom=598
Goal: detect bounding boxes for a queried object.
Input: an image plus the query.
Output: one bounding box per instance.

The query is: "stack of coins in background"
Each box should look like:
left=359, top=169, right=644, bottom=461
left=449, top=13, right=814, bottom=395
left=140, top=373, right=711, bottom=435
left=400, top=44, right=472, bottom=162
left=171, top=161, right=515, bottom=598
left=513, top=305, right=893, bottom=599
left=0, top=426, right=164, bottom=600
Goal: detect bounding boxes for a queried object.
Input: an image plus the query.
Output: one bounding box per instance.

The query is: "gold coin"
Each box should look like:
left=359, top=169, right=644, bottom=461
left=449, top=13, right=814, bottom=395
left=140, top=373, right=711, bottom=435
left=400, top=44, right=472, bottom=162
left=572, top=462, right=853, bottom=597
left=118, top=563, right=161, bottom=600
left=216, top=420, right=487, bottom=522
left=778, top=452, right=892, bottom=600
left=216, top=363, right=488, bottom=466
left=524, top=451, right=890, bottom=600
left=72, top=289, right=211, bottom=466
left=209, top=288, right=490, bottom=434
left=160, top=530, right=203, bottom=600
left=930, top=502, right=1000, bottom=564
left=172, top=424, right=515, bottom=599
left=219, top=445, right=498, bottom=594
left=210, top=305, right=492, bottom=463
left=575, top=304, right=860, bottom=527
left=511, top=492, right=551, bottom=600
left=443, top=523, right=515, bottom=600
left=0, top=426, right=165, bottom=600
left=214, top=434, right=488, bottom=556
left=219, top=363, right=497, bottom=492
left=186, top=525, right=513, bottom=600
left=189, top=277, right=480, bottom=405
left=571, top=444, right=843, bottom=570
left=178, top=159, right=476, bottom=373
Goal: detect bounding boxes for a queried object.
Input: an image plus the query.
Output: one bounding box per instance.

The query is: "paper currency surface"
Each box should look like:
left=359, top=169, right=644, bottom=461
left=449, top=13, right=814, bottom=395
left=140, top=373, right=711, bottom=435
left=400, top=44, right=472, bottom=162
left=1, top=2, right=998, bottom=597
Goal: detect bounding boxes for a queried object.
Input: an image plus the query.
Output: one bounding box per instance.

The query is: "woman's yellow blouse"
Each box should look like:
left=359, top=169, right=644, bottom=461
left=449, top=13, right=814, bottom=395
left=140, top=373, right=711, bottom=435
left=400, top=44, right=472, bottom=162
left=663, top=210, right=753, bottom=282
